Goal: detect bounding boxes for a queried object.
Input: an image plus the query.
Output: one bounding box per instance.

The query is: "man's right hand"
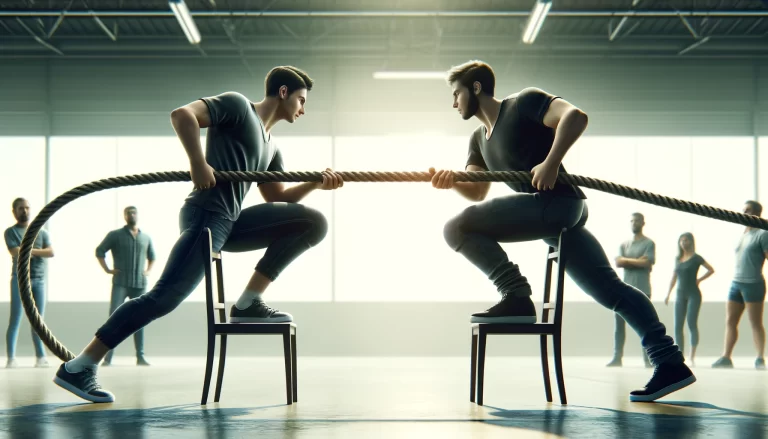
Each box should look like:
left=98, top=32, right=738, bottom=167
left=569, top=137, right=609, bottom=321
left=191, top=160, right=216, bottom=191
left=107, top=268, right=120, bottom=275
left=429, top=167, right=455, bottom=189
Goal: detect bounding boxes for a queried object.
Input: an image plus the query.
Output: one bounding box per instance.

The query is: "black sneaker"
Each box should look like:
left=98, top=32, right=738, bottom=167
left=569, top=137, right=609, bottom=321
left=629, top=362, right=696, bottom=402
left=470, top=294, right=536, bottom=324
left=230, top=301, right=293, bottom=323
left=53, top=363, right=115, bottom=403
left=712, top=357, right=734, bottom=368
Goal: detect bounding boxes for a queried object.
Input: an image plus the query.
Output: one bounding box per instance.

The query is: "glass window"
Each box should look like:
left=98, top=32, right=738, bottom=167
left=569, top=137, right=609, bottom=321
left=0, top=137, right=46, bottom=302
left=689, top=137, right=755, bottom=302
left=48, top=137, right=119, bottom=302
left=115, top=137, right=196, bottom=299
left=335, top=135, right=515, bottom=302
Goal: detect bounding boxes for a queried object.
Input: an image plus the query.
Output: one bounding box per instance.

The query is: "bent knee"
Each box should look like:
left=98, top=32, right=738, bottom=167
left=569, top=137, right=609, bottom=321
left=443, top=206, right=479, bottom=250
left=443, top=216, right=464, bottom=250
left=302, top=207, right=328, bottom=246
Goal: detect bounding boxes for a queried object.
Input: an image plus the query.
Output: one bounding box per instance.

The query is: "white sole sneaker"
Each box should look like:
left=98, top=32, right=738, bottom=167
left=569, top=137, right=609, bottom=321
left=230, top=315, right=293, bottom=323
left=470, top=316, right=537, bottom=324
left=53, top=376, right=115, bottom=403
left=628, top=375, right=696, bottom=402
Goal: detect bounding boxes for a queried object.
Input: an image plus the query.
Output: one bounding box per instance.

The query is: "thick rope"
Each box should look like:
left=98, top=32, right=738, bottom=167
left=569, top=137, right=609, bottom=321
left=17, top=170, right=768, bottom=361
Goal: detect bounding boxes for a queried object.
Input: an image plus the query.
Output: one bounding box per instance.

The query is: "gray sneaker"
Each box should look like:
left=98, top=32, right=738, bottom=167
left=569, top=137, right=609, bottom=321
left=230, top=301, right=293, bottom=323
left=53, top=364, right=115, bottom=403
left=756, top=358, right=766, bottom=370
left=711, top=357, right=734, bottom=369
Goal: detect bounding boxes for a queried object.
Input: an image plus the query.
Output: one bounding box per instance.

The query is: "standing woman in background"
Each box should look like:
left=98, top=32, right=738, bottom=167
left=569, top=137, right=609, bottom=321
left=665, top=233, right=715, bottom=366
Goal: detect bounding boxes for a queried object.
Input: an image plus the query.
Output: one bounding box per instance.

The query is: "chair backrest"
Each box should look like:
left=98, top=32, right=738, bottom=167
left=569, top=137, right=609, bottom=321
left=202, top=228, right=227, bottom=327
left=541, top=228, right=567, bottom=326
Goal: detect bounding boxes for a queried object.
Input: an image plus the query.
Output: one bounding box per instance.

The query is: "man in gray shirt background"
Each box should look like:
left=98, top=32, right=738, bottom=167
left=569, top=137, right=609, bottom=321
left=96, top=206, right=155, bottom=366
left=608, top=212, right=655, bottom=368
left=712, top=200, right=768, bottom=370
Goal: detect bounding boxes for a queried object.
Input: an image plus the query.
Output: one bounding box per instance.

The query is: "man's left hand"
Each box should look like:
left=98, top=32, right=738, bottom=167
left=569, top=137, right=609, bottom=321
left=531, top=160, right=559, bottom=191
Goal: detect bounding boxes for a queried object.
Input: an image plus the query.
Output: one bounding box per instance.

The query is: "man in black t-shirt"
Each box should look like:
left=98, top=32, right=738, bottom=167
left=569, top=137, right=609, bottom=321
left=53, top=66, right=343, bottom=403
left=431, top=60, right=694, bottom=402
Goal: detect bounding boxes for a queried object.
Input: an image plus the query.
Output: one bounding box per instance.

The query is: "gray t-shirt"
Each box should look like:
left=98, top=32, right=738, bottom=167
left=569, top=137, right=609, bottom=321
left=619, top=236, right=655, bottom=295
left=733, top=229, right=768, bottom=283
left=4, top=225, right=51, bottom=279
left=184, top=91, right=285, bottom=221
left=674, top=253, right=706, bottom=293
left=465, top=87, right=586, bottom=199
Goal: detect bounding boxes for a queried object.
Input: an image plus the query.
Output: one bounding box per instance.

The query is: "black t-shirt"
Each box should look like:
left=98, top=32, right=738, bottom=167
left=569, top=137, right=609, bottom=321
left=465, top=87, right=586, bottom=199
left=674, top=253, right=706, bottom=293
left=184, top=92, right=285, bottom=221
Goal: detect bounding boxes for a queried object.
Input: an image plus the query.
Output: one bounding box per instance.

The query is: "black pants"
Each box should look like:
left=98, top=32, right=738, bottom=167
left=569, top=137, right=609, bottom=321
left=95, top=202, right=327, bottom=349
left=443, top=192, right=683, bottom=366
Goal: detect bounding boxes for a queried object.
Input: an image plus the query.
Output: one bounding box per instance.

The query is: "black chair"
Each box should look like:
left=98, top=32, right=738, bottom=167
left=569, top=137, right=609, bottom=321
left=470, top=228, right=568, bottom=406
left=200, top=227, right=297, bottom=406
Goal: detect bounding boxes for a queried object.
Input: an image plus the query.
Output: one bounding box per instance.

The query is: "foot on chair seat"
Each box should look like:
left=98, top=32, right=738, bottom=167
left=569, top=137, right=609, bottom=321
left=230, top=301, right=293, bottom=323
left=470, top=293, right=536, bottom=324
left=629, top=362, right=696, bottom=402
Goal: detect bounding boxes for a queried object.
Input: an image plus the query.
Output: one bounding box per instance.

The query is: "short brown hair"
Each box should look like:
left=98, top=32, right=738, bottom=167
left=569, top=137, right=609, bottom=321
left=447, top=60, right=496, bottom=96
left=12, top=198, right=26, bottom=210
left=264, top=66, right=314, bottom=97
left=746, top=200, right=763, bottom=216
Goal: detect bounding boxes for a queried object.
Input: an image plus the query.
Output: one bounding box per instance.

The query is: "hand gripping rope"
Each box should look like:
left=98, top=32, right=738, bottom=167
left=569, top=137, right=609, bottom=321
left=16, top=170, right=768, bottom=361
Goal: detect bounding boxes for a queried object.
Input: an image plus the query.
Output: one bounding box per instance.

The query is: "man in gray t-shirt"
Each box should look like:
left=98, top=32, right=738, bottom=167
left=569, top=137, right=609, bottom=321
left=4, top=198, right=53, bottom=368
left=608, top=213, right=656, bottom=368
left=712, top=200, right=768, bottom=370
left=53, top=66, right=345, bottom=404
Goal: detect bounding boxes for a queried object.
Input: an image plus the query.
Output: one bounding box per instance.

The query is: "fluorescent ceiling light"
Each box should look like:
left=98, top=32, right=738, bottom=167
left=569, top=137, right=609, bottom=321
left=522, top=0, right=552, bottom=44
left=169, top=0, right=201, bottom=44
left=373, top=71, right=447, bottom=80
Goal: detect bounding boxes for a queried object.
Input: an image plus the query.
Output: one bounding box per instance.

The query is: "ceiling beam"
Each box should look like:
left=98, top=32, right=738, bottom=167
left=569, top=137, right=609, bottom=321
left=46, top=0, right=75, bottom=39
left=15, top=17, right=64, bottom=55
left=1, top=9, right=768, bottom=18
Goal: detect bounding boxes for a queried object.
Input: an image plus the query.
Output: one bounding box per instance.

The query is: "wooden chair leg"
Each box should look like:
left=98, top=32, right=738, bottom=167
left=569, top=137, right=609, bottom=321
left=291, top=331, right=298, bottom=403
left=477, top=331, right=487, bottom=406
left=553, top=333, right=567, bottom=405
left=470, top=333, right=478, bottom=403
left=201, top=333, right=216, bottom=405
left=282, top=332, right=293, bottom=405
left=540, top=334, right=553, bottom=403
left=214, top=334, right=227, bottom=403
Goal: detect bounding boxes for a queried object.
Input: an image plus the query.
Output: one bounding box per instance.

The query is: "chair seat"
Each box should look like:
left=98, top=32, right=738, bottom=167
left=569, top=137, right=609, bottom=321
left=214, top=322, right=296, bottom=335
left=471, top=322, right=556, bottom=335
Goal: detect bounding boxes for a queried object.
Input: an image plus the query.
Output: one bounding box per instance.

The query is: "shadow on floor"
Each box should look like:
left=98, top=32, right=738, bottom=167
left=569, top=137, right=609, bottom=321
left=1, top=402, right=766, bottom=438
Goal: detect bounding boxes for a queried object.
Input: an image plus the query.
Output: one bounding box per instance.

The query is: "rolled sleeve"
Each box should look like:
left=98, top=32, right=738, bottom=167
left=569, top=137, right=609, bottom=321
left=95, top=232, right=114, bottom=258
left=147, top=237, right=157, bottom=262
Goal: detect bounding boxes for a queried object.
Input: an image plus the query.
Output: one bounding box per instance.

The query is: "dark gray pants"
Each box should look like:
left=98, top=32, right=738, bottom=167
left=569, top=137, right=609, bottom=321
left=674, top=289, right=702, bottom=355
left=614, top=287, right=652, bottom=364
left=443, top=192, right=683, bottom=366
left=104, top=285, right=146, bottom=363
left=95, top=202, right=327, bottom=350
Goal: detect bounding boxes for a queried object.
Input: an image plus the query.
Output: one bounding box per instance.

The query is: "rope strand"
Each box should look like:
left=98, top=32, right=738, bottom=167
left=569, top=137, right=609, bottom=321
left=16, top=170, right=768, bottom=361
